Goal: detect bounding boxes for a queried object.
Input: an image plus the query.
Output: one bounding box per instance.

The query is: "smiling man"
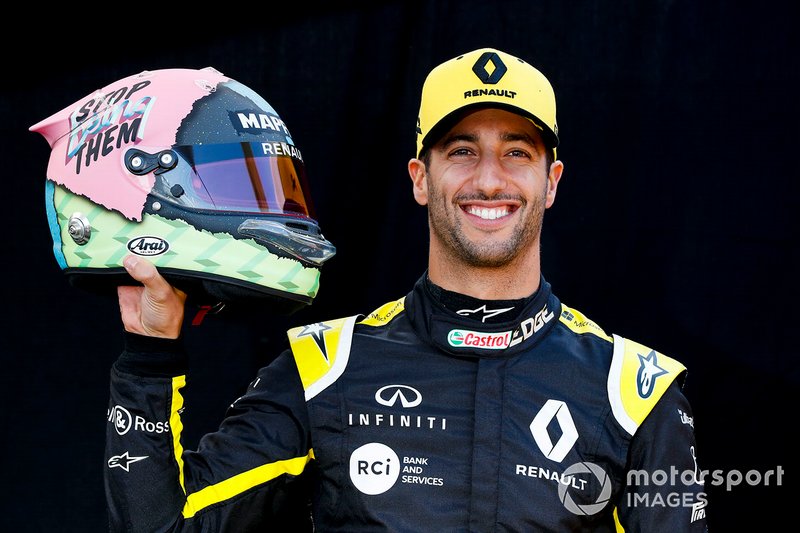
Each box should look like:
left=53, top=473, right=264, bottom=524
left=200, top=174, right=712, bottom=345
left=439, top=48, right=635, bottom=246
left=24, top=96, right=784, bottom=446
left=410, top=107, right=560, bottom=296
left=106, top=48, right=709, bottom=531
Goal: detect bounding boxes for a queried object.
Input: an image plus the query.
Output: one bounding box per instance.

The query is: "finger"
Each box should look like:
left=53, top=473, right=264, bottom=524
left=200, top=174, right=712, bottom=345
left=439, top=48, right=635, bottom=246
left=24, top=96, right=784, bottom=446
left=122, top=255, right=176, bottom=298
left=123, top=254, right=160, bottom=286
left=117, top=284, right=145, bottom=334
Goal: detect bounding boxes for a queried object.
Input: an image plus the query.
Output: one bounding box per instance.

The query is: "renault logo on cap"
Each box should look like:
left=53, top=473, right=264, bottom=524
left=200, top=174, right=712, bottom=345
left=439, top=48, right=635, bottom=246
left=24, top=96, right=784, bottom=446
left=472, top=52, right=508, bottom=84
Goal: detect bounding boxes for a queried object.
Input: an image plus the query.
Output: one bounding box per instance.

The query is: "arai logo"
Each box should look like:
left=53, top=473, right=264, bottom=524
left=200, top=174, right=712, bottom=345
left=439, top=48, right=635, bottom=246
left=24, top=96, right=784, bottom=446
left=127, top=236, right=169, bottom=256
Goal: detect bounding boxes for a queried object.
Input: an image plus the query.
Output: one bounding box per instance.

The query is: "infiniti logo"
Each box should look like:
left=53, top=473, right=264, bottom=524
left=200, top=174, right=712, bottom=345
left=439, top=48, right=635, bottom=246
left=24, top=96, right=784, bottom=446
left=375, top=385, right=422, bottom=408
left=352, top=385, right=444, bottom=430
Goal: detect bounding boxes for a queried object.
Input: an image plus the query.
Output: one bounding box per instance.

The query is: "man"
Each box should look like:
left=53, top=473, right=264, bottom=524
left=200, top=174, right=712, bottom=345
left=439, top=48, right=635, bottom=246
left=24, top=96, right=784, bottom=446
left=108, top=48, right=708, bottom=531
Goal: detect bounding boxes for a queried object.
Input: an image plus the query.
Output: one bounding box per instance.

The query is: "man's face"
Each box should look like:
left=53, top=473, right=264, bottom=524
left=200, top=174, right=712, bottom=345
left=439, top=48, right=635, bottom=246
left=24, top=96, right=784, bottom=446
left=410, top=108, right=562, bottom=268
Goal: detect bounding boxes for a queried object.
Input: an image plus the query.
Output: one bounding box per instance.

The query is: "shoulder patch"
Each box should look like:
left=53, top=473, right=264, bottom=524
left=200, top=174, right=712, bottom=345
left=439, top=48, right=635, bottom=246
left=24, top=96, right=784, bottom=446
left=558, top=304, right=612, bottom=342
left=287, top=316, right=359, bottom=400
left=358, top=297, right=406, bottom=327
left=608, top=334, right=686, bottom=435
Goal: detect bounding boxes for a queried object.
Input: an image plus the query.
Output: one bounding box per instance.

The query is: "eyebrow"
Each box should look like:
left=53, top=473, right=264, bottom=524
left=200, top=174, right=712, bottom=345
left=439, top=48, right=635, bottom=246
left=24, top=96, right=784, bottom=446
left=440, top=133, right=478, bottom=149
left=439, top=131, right=540, bottom=150
left=499, top=131, right=540, bottom=146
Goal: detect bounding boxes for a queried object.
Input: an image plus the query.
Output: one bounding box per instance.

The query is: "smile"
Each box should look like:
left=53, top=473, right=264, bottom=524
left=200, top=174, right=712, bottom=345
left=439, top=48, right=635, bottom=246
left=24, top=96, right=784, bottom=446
left=464, top=206, right=513, bottom=220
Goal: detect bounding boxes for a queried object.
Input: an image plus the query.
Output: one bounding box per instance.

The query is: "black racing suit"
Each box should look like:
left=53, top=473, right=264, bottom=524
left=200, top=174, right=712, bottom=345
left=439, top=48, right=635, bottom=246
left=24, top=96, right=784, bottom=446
left=105, top=275, right=709, bottom=531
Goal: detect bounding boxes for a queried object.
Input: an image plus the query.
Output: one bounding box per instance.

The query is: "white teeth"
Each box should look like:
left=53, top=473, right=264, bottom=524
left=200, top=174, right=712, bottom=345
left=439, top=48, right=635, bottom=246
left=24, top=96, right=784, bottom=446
left=467, top=206, right=509, bottom=220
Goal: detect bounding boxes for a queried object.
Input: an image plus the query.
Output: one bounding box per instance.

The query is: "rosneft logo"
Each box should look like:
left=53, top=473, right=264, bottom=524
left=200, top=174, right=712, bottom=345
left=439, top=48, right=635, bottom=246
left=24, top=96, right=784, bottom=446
left=447, top=329, right=511, bottom=349
left=472, top=51, right=508, bottom=84
left=127, top=236, right=169, bottom=256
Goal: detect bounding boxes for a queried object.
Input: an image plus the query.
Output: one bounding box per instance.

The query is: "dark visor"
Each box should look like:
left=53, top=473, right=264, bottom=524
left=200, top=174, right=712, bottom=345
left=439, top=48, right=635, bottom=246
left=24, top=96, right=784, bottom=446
left=167, top=142, right=314, bottom=216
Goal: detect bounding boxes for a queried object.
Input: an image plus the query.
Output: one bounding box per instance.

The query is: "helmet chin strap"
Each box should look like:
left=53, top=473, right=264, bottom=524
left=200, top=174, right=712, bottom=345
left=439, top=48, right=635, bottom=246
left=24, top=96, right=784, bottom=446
left=191, top=301, right=226, bottom=326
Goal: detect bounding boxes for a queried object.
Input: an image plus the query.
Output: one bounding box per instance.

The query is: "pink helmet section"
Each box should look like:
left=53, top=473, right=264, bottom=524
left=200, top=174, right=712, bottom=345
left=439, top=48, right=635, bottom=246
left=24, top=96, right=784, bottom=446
left=30, top=67, right=230, bottom=221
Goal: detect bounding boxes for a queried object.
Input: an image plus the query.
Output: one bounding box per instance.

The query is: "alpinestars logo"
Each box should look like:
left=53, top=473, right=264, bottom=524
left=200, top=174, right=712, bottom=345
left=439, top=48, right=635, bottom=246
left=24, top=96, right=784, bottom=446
left=457, top=304, right=514, bottom=323
left=636, top=350, right=668, bottom=398
left=108, top=451, right=148, bottom=472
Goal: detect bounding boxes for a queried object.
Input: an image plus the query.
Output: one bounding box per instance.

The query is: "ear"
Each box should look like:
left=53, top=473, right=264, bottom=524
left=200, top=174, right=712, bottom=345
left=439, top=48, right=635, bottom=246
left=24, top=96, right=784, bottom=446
left=545, top=160, right=564, bottom=209
left=408, top=158, right=429, bottom=206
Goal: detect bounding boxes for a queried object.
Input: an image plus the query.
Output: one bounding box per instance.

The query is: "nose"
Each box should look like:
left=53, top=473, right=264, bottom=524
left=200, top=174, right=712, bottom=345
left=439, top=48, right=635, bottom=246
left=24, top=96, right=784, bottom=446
left=472, top=155, right=508, bottom=196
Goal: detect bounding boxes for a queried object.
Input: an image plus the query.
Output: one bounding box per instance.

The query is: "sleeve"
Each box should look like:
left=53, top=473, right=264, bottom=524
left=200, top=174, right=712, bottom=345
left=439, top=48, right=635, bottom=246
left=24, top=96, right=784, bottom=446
left=615, top=380, right=709, bottom=532
left=105, top=332, right=315, bottom=532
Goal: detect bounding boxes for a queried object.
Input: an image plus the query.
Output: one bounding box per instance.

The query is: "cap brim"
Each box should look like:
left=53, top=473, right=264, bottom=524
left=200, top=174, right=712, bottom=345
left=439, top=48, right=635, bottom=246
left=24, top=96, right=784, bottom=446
left=418, top=102, right=559, bottom=157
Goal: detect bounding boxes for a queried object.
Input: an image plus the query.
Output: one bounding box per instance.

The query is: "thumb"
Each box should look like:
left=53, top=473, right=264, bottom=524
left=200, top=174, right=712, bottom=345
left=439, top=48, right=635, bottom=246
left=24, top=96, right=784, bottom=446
left=123, top=255, right=175, bottom=299
left=121, top=254, right=187, bottom=338
left=123, top=254, right=158, bottom=285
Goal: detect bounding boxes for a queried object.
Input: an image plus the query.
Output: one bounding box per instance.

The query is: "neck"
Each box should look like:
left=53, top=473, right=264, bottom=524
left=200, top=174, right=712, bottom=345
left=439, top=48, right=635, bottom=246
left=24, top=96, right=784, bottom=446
left=427, top=241, right=542, bottom=300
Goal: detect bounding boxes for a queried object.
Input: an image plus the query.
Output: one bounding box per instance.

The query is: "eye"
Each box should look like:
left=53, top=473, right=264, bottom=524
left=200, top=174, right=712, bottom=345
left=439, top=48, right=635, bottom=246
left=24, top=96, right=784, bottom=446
left=448, top=146, right=475, bottom=157
left=507, top=148, right=532, bottom=159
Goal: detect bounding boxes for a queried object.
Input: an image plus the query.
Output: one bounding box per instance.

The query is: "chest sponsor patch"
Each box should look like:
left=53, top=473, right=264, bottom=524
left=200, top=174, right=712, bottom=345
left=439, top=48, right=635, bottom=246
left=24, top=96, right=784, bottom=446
left=349, top=443, right=445, bottom=495
left=446, top=304, right=554, bottom=350
left=447, top=328, right=511, bottom=349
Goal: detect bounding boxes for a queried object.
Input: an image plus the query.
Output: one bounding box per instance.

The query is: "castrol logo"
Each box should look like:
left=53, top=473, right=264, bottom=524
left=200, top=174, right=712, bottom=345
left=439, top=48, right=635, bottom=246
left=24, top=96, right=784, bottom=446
left=447, top=329, right=511, bottom=350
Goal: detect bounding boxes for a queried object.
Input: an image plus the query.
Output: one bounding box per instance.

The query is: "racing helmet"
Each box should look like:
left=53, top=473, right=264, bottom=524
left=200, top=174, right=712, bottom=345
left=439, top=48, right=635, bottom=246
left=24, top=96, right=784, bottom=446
left=30, top=67, right=335, bottom=314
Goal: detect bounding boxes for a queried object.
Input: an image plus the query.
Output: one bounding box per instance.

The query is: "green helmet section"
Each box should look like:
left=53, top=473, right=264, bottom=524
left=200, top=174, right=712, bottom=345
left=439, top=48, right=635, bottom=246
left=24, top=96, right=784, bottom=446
left=49, top=182, right=321, bottom=304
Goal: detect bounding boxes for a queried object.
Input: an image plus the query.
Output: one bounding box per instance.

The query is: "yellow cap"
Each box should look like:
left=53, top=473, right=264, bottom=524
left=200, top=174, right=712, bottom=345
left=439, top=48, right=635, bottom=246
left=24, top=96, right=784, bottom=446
left=415, top=48, right=559, bottom=158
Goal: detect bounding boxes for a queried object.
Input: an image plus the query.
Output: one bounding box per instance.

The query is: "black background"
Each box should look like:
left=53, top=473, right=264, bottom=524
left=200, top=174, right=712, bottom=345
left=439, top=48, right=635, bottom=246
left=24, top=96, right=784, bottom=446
left=2, top=1, right=796, bottom=530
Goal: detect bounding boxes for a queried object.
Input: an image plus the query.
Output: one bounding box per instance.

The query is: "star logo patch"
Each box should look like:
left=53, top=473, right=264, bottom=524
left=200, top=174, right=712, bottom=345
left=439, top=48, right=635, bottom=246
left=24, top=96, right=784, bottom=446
left=297, top=322, right=332, bottom=363
left=636, top=350, right=669, bottom=398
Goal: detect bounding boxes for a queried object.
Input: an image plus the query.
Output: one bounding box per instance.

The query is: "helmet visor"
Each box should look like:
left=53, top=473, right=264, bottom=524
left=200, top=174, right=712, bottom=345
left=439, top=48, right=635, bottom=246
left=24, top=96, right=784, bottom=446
left=162, top=142, right=314, bottom=217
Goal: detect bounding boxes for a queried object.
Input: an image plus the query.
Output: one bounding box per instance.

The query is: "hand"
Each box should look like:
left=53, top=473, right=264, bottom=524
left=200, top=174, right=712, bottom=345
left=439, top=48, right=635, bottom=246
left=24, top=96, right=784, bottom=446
left=117, top=255, right=187, bottom=338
